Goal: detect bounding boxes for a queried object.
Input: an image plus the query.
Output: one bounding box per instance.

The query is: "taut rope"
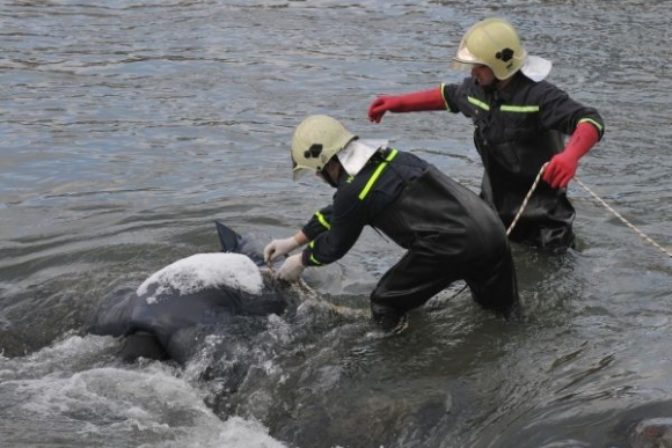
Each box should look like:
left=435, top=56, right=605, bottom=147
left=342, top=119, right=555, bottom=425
left=448, top=162, right=551, bottom=299
left=506, top=162, right=549, bottom=236
left=574, top=177, right=671, bottom=258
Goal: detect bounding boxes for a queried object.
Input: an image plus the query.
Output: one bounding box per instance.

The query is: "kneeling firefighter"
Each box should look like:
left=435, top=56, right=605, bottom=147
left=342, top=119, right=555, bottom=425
left=264, top=114, right=519, bottom=330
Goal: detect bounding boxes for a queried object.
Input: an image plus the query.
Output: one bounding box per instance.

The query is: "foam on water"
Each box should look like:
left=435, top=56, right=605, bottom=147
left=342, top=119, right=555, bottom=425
left=136, top=253, right=263, bottom=302
left=0, top=335, right=288, bottom=448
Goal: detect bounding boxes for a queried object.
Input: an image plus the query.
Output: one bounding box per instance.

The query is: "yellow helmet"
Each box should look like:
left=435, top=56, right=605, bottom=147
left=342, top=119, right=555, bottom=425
left=291, top=115, right=357, bottom=180
left=452, top=17, right=527, bottom=80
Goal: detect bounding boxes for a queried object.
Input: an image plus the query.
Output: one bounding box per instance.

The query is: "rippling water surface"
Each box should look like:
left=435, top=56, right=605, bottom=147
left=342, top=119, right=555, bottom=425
left=1, top=1, right=671, bottom=447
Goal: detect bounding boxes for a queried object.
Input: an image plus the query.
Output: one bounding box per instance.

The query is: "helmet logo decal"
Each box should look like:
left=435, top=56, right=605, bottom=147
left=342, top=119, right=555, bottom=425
left=495, top=48, right=514, bottom=62
left=304, top=143, right=323, bottom=159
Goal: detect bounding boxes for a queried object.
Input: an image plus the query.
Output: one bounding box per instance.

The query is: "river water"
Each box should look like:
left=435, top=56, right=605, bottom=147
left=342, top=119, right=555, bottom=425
left=1, top=1, right=671, bottom=447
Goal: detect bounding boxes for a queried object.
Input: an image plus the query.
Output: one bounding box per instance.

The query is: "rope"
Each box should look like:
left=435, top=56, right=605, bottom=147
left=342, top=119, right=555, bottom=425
left=448, top=162, right=550, bottom=299
left=574, top=177, right=671, bottom=258
left=506, top=162, right=549, bottom=236
left=507, top=164, right=670, bottom=258
left=266, top=263, right=367, bottom=318
left=495, top=162, right=671, bottom=258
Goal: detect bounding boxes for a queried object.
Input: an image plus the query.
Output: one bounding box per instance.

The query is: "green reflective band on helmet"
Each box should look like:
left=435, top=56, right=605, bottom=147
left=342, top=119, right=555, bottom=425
left=500, top=104, right=540, bottom=113
left=315, top=211, right=331, bottom=230
left=358, top=149, right=398, bottom=200
left=467, top=96, right=490, bottom=111
left=578, top=117, right=604, bottom=132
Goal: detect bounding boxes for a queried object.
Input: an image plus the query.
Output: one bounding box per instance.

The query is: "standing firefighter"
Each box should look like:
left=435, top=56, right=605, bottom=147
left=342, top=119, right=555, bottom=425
left=368, top=17, right=605, bottom=251
left=264, top=114, right=519, bottom=331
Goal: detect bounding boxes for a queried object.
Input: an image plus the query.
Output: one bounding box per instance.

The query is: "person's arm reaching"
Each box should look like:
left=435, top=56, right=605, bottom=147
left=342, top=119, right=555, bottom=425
left=263, top=231, right=309, bottom=263
left=368, top=87, right=446, bottom=123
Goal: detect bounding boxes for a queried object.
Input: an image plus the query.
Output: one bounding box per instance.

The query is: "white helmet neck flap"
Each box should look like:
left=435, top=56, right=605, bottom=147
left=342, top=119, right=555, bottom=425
left=337, top=139, right=389, bottom=177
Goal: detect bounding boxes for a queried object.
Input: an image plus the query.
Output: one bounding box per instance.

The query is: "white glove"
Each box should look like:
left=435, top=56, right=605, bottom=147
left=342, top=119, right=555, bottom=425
left=263, top=236, right=300, bottom=263
left=275, top=253, right=305, bottom=282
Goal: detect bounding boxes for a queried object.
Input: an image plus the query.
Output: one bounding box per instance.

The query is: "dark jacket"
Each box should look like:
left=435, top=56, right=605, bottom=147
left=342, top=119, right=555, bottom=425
left=300, top=149, right=506, bottom=267
left=441, top=73, right=605, bottom=247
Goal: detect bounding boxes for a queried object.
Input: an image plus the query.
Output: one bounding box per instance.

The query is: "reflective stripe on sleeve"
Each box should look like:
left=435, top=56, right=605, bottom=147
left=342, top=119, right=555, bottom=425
left=439, top=83, right=450, bottom=109
left=315, top=211, right=331, bottom=230
left=307, top=240, right=322, bottom=265
left=578, top=117, right=604, bottom=133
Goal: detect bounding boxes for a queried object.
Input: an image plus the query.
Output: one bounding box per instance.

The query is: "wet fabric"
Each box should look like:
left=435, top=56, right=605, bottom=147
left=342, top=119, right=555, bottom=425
left=369, top=166, right=518, bottom=322
left=300, top=150, right=518, bottom=323
left=442, top=72, right=605, bottom=250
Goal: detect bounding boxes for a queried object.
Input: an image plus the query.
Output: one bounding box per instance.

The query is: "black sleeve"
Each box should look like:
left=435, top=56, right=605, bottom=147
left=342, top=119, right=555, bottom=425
left=537, top=82, right=605, bottom=140
left=301, top=187, right=368, bottom=267
left=301, top=206, right=334, bottom=241
left=441, top=78, right=477, bottom=118
left=299, top=150, right=420, bottom=267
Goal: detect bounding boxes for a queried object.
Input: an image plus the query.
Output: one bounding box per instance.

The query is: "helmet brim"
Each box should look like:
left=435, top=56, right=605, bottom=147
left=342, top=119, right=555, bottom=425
left=450, top=59, right=476, bottom=73
left=452, top=43, right=484, bottom=70
left=292, top=166, right=312, bottom=182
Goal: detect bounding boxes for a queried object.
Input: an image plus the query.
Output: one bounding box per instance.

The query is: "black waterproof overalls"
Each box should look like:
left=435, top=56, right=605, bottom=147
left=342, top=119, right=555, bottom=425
left=442, top=73, right=605, bottom=250
left=300, top=149, right=519, bottom=328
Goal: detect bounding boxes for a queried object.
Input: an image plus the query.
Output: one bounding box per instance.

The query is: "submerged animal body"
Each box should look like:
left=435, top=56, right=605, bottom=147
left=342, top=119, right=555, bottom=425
left=88, top=221, right=288, bottom=363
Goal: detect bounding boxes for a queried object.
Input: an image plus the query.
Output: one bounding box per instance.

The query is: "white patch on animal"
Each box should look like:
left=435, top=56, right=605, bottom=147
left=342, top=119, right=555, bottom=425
left=137, top=253, right=263, bottom=304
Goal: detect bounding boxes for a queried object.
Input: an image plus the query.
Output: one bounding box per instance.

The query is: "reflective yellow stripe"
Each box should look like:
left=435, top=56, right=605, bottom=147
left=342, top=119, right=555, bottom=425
left=578, top=118, right=604, bottom=132
left=307, top=240, right=322, bottom=265
left=439, top=83, right=450, bottom=109
left=358, top=149, right=398, bottom=200
left=315, top=211, right=331, bottom=230
left=500, top=104, right=540, bottom=113
left=467, top=96, right=490, bottom=111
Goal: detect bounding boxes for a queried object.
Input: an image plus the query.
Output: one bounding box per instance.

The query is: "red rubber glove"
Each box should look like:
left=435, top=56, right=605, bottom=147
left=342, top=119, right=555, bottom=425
left=368, top=87, right=446, bottom=123
left=543, top=122, right=600, bottom=189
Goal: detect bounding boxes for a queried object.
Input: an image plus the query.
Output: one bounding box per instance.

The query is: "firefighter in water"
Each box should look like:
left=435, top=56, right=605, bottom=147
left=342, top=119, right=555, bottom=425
left=264, top=114, right=519, bottom=331
left=368, top=17, right=605, bottom=251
